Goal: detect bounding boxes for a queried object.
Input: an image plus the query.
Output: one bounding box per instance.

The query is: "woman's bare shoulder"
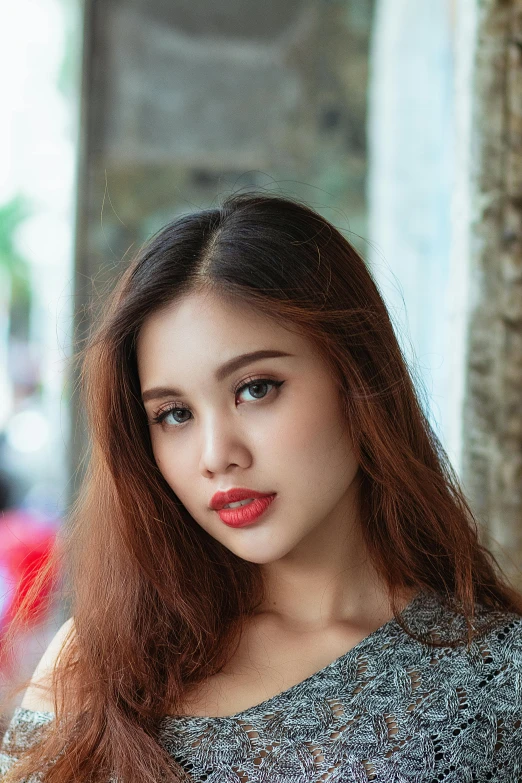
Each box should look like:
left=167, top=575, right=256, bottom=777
left=19, top=617, right=75, bottom=713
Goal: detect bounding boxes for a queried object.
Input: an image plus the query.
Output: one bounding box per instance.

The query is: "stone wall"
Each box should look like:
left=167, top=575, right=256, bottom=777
left=461, top=0, right=522, bottom=587
left=71, top=0, right=374, bottom=493
left=75, top=0, right=373, bottom=310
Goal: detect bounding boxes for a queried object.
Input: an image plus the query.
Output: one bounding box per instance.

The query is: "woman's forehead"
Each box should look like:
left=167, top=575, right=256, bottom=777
left=138, top=291, right=300, bottom=354
left=135, top=292, right=327, bottom=392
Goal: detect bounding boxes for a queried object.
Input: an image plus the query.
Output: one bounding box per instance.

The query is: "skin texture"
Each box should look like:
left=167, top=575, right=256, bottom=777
left=137, top=290, right=406, bottom=638
left=18, top=288, right=417, bottom=718
left=20, top=287, right=408, bottom=719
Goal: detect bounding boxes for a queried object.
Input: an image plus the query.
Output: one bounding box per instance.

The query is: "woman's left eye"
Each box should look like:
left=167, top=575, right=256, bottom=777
left=236, top=378, right=284, bottom=402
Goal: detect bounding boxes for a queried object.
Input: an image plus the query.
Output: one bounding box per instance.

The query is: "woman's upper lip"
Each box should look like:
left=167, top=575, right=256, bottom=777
left=210, top=488, right=276, bottom=510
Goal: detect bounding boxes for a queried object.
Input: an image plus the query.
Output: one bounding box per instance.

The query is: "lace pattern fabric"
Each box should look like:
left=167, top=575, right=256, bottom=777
left=2, top=589, right=522, bottom=782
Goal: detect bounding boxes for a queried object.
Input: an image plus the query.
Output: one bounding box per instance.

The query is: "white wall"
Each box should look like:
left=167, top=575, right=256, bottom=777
left=367, top=0, right=466, bottom=471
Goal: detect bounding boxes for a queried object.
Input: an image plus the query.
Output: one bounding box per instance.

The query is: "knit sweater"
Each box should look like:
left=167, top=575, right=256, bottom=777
left=1, top=589, right=522, bottom=782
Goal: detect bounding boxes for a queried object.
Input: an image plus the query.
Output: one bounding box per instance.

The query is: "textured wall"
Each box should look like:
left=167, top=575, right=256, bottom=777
left=75, top=0, right=373, bottom=306
left=462, top=0, right=522, bottom=587
left=71, top=0, right=374, bottom=493
left=367, top=0, right=455, bottom=451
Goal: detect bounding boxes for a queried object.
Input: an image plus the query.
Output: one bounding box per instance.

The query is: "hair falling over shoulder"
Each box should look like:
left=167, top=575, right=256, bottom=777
left=2, top=191, right=522, bottom=783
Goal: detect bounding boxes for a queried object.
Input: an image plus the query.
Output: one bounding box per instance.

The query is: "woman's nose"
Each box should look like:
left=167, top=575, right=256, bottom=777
left=198, top=415, right=251, bottom=476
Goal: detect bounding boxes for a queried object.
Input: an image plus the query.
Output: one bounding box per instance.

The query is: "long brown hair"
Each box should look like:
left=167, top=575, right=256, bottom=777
left=2, top=191, right=522, bottom=783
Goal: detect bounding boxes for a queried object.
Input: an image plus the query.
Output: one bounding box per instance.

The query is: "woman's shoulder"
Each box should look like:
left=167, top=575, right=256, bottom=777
left=469, top=602, right=522, bottom=654
left=0, top=617, right=74, bottom=772
left=470, top=606, right=522, bottom=685
left=0, top=706, right=54, bottom=777
left=420, top=602, right=522, bottom=722
left=20, top=616, right=75, bottom=713
left=1, top=705, right=54, bottom=742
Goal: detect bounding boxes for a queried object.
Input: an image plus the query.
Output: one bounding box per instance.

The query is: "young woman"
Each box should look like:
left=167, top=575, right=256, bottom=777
left=1, top=192, right=521, bottom=783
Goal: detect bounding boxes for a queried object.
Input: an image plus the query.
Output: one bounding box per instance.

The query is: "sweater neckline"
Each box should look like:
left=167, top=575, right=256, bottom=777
left=161, top=587, right=431, bottom=725
left=12, top=589, right=442, bottom=728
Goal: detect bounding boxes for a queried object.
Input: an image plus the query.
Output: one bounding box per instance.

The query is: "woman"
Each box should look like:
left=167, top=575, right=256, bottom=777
left=1, top=192, right=521, bottom=782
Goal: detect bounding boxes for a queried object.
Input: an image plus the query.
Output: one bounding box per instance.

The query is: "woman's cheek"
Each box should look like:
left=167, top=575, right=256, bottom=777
left=273, top=406, right=318, bottom=451
left=151, top=437, right=171, bottom=477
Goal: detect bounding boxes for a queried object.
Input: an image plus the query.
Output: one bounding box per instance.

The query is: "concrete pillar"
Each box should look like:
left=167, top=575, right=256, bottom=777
left=368, top=0, right=522, bottom=588
left=460, top=0, right=522, bottom=587
left=71, top=0, right=374, bottom=495
left=367, top=0, right=455, bottom=454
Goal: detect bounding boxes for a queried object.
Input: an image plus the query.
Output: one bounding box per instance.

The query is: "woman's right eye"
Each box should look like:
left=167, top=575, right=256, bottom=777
left=152, top=406, right=190, bottom=426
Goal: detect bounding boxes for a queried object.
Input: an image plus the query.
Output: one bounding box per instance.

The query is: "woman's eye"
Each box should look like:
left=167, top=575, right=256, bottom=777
left=161, top=408, right=191, bottom=426
left=152, top=378, right=283, bottom=428
left=237, top=379, right=279, bottom=402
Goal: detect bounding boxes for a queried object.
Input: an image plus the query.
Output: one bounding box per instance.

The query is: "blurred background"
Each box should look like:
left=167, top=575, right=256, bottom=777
left=1, top=0, right=521, bottom=726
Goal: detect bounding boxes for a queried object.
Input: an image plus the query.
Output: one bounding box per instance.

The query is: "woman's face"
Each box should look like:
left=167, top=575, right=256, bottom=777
left=137, top=289, right=360, bottom=564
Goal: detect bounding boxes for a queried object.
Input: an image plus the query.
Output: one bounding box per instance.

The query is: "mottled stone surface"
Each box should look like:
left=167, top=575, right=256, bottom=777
left=76, top=0, right=373, bottom=303
left=463, top=0, right=522, bottom=588
left=71, top=0, right=374, bottom=491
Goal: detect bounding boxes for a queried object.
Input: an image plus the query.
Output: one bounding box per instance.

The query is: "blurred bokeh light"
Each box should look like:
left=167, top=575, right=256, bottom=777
left=0, top=0, right=82, bottom=711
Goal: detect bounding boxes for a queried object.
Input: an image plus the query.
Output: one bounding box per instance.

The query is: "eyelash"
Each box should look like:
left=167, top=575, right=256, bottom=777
left=150, top=377, right=285, bottom=428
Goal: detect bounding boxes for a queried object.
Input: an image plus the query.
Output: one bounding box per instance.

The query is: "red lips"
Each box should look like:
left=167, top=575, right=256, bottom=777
left=210, top=488, right=275, bottom=510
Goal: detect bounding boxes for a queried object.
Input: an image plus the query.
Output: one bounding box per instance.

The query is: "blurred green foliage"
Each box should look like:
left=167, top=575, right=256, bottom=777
left=56, top=0, right=83, bottom=105
left=0, top=196, right=32, bottom=339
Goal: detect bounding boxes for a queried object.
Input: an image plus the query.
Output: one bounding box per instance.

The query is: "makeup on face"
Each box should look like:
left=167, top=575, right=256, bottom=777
left=137, top=291, right=359, bottom=567
left=213, top=493, right=277, bottom=528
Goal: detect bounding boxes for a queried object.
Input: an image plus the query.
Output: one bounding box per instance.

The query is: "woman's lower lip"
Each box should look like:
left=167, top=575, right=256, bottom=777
left=216, top=494, right=276, bottom=527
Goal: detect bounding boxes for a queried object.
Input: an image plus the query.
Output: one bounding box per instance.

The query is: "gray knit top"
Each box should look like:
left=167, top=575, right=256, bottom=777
left=2, top=589, right=522, bottom=782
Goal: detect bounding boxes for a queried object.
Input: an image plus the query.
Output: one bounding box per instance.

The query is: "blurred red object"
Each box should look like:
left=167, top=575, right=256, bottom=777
left=0, top=510, right=59, bottom=640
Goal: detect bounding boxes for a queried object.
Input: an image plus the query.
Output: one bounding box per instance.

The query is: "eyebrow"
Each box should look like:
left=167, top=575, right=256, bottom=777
left=141, top=349, right=293, bottom=403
